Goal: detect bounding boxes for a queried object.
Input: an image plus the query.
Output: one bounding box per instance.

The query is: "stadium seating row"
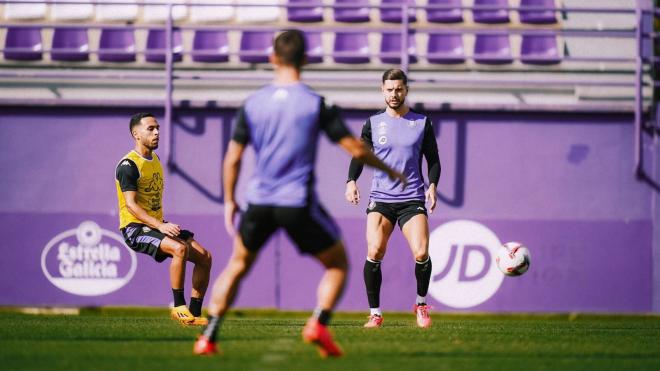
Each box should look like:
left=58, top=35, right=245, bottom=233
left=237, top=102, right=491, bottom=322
left=1, top=27, right=560, bottom=64
left=0, top=0, right=558, bottom=25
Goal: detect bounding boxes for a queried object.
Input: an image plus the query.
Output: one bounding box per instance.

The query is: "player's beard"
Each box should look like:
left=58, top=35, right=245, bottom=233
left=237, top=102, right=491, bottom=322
left=386, top=96, right=405, bottom=110
left=144, top=138, right=159, bottom=150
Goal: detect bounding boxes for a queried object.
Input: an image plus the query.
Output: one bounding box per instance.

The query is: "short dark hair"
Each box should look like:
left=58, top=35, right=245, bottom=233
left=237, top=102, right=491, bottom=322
left=274, top=29, right=306, bottom=69
left=382, top=68, right=408, bottom=86
left=129, top=112, right=156, bottom=134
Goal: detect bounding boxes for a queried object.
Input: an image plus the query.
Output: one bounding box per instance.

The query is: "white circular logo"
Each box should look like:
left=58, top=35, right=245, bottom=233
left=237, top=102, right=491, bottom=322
left=428, top=220, right=503, bottom=308
left=41, top=221, right=137, bottom=296
left=378, top=135, right=387, bottom=145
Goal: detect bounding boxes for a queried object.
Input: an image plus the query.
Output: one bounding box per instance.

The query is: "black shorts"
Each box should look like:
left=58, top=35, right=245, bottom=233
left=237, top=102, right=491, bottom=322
left=121, top=223, right=194, bottom=263
left=239, top=201, right=341, bottom=255
left=366, top=200, right=428, bottom=229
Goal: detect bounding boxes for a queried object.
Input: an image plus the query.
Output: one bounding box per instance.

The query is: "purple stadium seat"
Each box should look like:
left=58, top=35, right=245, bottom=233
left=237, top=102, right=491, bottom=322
left=145, top=29, right=183, bottom=63
left=305, top=32, right=324, bottom=64
left=239, top=31, right=274, bottom=63
left=333, top=32, right=370, bottom=64
left=3, top=27, right=42, bottom=61
left=192, top=30, right=229, bottom=63
left=472, top=0, right=509, bottom=24
left=473, top=33, right=512, bottom=64
left=518, top=0, right=557, bottom=24
left=334, top=0, right=370, bottom=23
left=380, top=32, right=417, bottom=64
left=380, top=0, right=417, bottom=23
left=426, top=33, right=464, bottom=64
left=51, top=28, right=89, bottom=62
left=287, top=0, right=324, bottom=22
left=520, top=33, right=560, bottom=64
left=98, top=28, right=136, bottom=62
left=426, top=0, right=463, bottom=23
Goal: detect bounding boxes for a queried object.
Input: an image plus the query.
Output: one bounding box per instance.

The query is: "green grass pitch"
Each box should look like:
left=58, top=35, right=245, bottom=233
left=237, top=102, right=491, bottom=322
left=1, top=308, right=659, bottom=370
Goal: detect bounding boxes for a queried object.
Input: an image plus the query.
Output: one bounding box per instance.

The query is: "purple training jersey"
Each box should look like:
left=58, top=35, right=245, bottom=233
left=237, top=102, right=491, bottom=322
left=348, top=109, right=440, bottom=202
left=232, top=82, right=351, bottom=207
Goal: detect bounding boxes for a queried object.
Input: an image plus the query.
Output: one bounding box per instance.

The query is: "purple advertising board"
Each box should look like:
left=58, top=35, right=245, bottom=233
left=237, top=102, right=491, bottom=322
left=0, top=107, right=656, bottom=312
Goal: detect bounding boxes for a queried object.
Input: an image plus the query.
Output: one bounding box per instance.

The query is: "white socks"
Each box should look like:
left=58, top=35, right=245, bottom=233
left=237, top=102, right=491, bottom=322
left=370, top=307, right=382, bottom=316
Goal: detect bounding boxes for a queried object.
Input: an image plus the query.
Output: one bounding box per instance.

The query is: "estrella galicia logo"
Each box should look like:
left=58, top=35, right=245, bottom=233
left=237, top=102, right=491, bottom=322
left=428, top=220, right=504, bottom=308
left=41, top=221, right=137, bottom=296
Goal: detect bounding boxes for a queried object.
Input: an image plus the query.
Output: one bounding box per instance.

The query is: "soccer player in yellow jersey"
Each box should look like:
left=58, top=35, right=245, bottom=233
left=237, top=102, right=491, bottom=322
left=115, top=113, right=212, bottom=325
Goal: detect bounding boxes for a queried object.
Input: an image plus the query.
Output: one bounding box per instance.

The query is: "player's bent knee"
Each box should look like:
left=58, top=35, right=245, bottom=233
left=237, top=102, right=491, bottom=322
left=367, top=245, right=386, bottom=261
left=228, top=256, right=252, bottom=277
left=414, top=251, right=429, bottom=262
left=319, top=242, right=349, bottom=271
left=172, top=243, right=188, bottom=259
left=162, top=239, right=188, bottom=259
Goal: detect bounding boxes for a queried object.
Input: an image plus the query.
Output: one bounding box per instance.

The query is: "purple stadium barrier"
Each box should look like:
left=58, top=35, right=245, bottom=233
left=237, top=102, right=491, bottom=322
left=192, top=30, right=229, bottom=63
left=426, top=0, right=464, bottom=23
left=520, top=33, right=561, bottom=65
left=51, top=28, right=89, bottom=62
left=519, top=0, right=557, bottom=24
left=380, top=0, right=417, bottom=23
left=427, top=32, right=465, bottom=64
left=333, top=32, right=370, bottom=64
left=472, top=0, right=510, bottom=24
left=287, top=0, right=324, bottom=23
left=239, top=31, right=274, bottom=64
left=3, top=27, right=42, bottom=61
left=334, top=0, right=370, bottom=23
left=473, top=32, right=513, bottom=64
left=145, top=29, right=183, bottom=63
left=380, top=32, right=417, bottom=64
left=98, top=28, right=136, bottom=62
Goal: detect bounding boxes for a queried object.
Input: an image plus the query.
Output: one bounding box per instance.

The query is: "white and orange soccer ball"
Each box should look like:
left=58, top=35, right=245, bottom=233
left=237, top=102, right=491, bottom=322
left=495, top=242, right=531, bottom=277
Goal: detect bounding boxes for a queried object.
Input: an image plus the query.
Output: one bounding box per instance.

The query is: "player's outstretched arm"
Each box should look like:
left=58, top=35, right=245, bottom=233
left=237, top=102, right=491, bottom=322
left=123, top=191, right=181, bottom=237
left=222, top=140, right=245, bottom=236
left=338, top=136, right=407, bottom=186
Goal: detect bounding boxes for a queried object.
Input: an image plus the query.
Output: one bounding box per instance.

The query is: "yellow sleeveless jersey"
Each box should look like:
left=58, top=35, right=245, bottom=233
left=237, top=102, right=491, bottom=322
left=115, top=150, right=164, bottom=229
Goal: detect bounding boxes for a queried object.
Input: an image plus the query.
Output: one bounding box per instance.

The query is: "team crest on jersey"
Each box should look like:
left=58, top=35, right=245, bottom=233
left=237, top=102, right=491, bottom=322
left=142, top=226, right=151, bottom=233
left=408, top=120, right=418, bottom=128
left=368, top=201, right=377, bottom=210
left=378, top=135, right=387, bottom=145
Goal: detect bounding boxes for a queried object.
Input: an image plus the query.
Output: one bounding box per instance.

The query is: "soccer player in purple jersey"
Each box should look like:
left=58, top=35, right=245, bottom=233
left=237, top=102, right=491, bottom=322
left=345, top=69, right=441, bottom=329
left=193, top=30, right=406, bottom=357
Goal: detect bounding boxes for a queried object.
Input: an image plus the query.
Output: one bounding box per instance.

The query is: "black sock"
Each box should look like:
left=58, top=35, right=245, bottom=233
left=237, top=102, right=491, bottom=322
left=313, top=308, right=332, bottom=326
left=363, top=259, right=382, bottom=309
left=172, top=288, right=186, bottom=307
left=189, top=297, right=203, bottom=317
left=202, top=315, right=224, bottom=342
left=415, top=257, right=432, bottom=299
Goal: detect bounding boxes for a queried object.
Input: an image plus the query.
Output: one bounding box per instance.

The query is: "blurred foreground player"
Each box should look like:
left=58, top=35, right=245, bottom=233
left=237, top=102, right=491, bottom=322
left=194, top=30, right=405, bottom=357
left=116, top=113, right=212, bottom=325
